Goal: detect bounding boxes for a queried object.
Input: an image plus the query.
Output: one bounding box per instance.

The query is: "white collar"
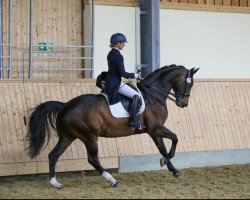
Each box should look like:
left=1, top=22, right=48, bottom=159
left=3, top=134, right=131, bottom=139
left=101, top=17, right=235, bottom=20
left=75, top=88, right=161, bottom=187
left=113, top=47, right=120, bottom=52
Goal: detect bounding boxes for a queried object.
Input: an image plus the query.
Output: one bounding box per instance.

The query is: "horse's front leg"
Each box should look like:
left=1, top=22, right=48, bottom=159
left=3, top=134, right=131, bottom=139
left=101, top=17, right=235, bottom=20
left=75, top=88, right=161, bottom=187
left=151, top=131, right=181, bottom=178
left=157, top=126, right=178, bottom=159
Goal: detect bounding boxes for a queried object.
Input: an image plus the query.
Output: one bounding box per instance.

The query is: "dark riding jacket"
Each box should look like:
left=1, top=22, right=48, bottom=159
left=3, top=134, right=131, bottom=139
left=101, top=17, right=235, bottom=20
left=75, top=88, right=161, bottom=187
left=105, top=48, right=135, bottom=105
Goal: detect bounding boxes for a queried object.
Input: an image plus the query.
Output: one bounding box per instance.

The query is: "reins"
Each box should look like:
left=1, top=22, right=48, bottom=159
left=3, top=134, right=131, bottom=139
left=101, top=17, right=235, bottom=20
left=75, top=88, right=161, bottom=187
left=142, top=82, right=176, bottom=102
left=137, top=81, right=176, bottom=104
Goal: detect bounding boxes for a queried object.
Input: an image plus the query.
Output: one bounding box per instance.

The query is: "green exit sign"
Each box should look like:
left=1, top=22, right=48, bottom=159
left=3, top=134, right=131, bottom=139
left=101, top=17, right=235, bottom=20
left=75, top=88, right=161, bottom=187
left=38, top=42, right=52, bottom=51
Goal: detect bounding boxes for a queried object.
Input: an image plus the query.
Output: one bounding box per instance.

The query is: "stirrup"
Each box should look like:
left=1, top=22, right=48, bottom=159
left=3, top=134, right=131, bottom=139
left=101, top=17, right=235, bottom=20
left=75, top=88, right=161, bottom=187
left=137, top=124, right=146, bottom=130
left=138, top=124, right=146, bottom=130
left=129, top=122, right=146, bottom=130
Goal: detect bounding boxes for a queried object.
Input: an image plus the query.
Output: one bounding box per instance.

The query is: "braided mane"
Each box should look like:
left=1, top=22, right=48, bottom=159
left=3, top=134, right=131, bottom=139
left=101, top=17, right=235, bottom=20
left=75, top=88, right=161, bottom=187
left=142, top=64, right=185, bottom=83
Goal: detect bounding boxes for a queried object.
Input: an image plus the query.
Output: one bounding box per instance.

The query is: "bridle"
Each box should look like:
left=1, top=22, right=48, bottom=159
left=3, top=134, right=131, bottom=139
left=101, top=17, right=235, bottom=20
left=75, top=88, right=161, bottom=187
left=175, top=70, right=192, bottom=106
left=138, top=70, right=192, bottom=105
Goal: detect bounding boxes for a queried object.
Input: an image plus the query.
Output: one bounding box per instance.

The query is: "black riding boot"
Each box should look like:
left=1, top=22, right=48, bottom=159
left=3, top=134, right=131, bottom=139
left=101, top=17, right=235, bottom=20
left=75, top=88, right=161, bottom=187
left=129, top=95, right=144, bottom=130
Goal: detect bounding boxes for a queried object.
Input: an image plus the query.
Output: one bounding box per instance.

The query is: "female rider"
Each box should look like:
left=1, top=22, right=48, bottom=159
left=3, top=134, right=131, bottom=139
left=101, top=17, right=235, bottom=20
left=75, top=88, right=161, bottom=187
left=105, top=33, right=144, bottom=130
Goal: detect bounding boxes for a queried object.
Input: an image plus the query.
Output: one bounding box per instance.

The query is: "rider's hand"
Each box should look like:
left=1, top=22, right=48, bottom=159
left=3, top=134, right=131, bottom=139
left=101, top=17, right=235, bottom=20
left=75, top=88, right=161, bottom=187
left=134, top=73, right=141, bottom=79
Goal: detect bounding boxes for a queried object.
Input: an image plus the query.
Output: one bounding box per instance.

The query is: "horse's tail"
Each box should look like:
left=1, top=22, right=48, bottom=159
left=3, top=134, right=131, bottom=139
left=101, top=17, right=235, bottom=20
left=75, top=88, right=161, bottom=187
left=25, top=101, right=65, bottom=159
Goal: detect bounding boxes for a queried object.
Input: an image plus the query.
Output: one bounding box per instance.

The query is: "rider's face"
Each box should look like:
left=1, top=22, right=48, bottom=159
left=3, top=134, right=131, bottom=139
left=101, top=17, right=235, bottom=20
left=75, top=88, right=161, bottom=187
left=117, top=42, right=125, bottom=50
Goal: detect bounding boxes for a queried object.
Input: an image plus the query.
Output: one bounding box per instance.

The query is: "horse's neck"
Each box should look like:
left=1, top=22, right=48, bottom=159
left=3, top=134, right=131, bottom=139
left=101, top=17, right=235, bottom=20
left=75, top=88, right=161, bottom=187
left=138, top=82, right=170, bottom=106
left=140, top=68, right=183, bottom=104
left=143, top=89, right=169, bottom=116
left=147, top=69, right=180, bottom=90
left=148, top=76, right=174, bottom=92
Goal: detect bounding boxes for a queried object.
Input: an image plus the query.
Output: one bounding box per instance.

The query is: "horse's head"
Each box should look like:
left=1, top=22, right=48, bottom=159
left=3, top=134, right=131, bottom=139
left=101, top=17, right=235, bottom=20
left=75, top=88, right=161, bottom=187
left=172, top=67, right=199, bottom=108
left=137, top=65, right=199, bottom=107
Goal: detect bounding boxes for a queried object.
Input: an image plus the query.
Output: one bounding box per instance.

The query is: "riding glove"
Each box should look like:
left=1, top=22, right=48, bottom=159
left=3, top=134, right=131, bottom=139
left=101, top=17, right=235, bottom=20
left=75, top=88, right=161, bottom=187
left=134, top=73, right=141, bottom=79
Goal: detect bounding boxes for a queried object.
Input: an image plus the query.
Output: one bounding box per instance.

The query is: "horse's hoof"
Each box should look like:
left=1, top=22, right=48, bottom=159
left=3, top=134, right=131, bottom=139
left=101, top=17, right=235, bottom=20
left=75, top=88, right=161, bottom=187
left=160, top=157, right=170, bottom=167
left=57, top=184, right=64, bottom=190
left=173, top=171, right=182, bottom=179
left=50, top=177, right=64, bottom=189
left=51, top=183, right=64, bottom=190
left=112, top=181, right=119, bottom=187
left=160, top=157, right=167, bottom=167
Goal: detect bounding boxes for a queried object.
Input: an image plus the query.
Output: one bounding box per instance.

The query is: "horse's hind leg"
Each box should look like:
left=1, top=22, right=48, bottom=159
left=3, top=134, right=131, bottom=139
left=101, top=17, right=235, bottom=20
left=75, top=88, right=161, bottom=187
left=84, top=139, right=118, bottom=187
left=48, top=136, right=74, bottom=189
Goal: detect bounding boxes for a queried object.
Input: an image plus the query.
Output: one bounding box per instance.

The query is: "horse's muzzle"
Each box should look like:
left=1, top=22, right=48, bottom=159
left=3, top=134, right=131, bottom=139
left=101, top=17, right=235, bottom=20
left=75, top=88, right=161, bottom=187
left=176, top=98, right=188, bottom=108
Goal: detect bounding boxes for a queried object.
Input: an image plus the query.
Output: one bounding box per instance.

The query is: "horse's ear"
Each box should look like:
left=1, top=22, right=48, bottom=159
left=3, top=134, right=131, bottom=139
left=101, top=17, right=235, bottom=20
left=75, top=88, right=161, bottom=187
left=191, top=68, right=200, bottom=76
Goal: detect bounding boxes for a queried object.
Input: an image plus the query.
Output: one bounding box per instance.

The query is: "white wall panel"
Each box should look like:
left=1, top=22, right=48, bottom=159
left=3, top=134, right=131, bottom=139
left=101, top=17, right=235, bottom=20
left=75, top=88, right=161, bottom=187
left=160, top=9, right=250, bottom=78
left=92, top=6, right=250, bottom=79
left=93, top=5, right=138, bottom=78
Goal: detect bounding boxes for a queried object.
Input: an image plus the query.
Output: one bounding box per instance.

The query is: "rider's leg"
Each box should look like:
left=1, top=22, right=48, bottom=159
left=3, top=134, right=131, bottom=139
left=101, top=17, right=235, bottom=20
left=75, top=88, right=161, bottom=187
left=118, top=83, right=144, bottom=130
left=129, top=95, right=142, bottom=129
left=118, top=82, right=140, bottom=98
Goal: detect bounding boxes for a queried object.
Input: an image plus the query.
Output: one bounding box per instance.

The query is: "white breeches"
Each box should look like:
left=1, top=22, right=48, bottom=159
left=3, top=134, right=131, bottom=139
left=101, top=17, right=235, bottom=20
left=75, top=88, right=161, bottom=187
left=118, top=82, right=140, bottom=99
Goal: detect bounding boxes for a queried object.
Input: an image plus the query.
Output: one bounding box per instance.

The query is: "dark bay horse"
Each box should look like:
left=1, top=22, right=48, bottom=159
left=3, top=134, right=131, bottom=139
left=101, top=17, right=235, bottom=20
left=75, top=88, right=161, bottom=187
left=25, top=64, right=199, bottom=189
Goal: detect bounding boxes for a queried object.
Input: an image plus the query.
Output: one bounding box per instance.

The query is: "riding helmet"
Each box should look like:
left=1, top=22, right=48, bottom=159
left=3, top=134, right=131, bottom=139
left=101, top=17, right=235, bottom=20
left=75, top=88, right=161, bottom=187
left=110, top=33, right=128, bottom=45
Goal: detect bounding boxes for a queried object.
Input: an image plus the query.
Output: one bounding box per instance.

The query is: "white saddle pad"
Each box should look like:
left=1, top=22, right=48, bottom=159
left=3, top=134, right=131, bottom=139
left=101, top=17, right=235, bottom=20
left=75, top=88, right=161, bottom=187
left=101, top=90, right=145, bottom=118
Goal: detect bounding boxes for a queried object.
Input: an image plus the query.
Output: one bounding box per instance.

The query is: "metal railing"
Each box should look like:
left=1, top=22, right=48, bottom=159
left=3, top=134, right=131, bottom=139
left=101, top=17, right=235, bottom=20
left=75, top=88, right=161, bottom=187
left=26, top=0, right=95, bottom=79
left=0, top=0, right=95, bottom=79
left=22, top=44, right=94, bottom=79
left=0, top=0, right=12, bottom=79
